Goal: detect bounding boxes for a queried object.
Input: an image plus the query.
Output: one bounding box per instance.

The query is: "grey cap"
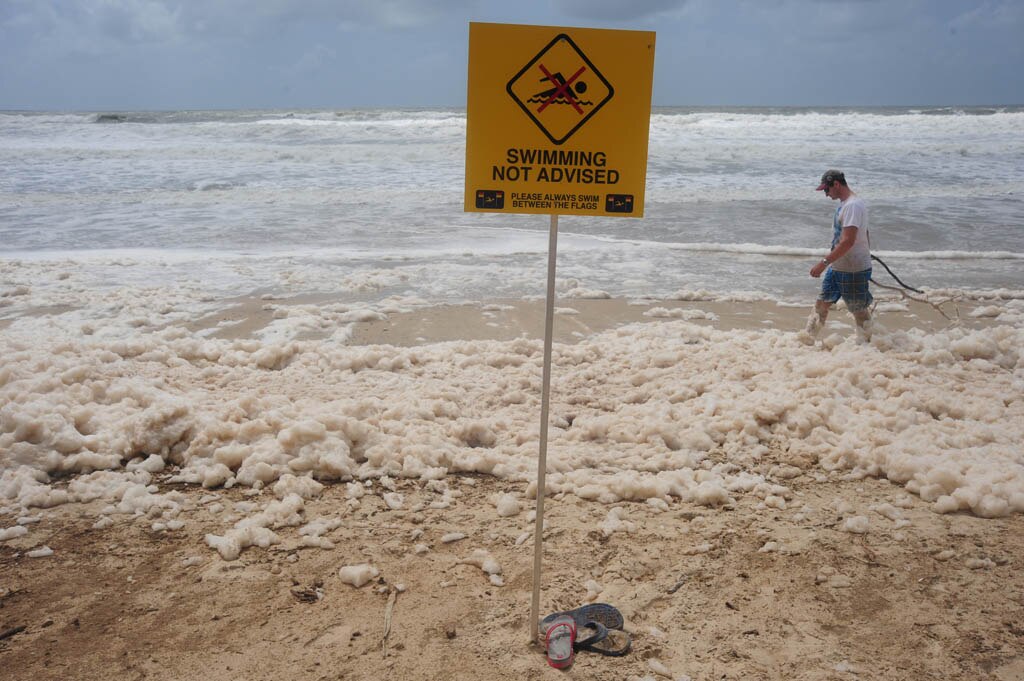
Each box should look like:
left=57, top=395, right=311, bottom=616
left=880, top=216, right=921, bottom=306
left=816, top=169, right=845, bottom=190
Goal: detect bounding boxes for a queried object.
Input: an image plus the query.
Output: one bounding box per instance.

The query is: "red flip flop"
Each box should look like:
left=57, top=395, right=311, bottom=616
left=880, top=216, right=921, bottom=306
left=544, top=614, right=576, bottom=669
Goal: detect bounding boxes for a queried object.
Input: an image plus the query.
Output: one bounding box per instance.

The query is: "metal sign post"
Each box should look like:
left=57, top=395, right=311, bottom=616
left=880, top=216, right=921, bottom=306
left=529, top=213, right=559, bottom=643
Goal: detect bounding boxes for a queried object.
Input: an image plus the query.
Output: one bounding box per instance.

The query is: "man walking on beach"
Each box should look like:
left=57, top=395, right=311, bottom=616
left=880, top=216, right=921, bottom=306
left=802, top=169, right=873, bottom=343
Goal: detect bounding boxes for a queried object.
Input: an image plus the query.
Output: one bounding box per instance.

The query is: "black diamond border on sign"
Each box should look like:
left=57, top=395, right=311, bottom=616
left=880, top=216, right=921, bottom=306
left=506, top=33, right=615, bottom=146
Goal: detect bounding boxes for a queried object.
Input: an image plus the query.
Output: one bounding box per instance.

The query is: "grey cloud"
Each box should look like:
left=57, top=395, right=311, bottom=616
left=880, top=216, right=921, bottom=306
left=178, top=0, right=473, bottom=34
left=3, top=0, right=182, bottom=55
left=949, top=0, right=1024, bottom=32
left=551, top=0, right=689, bottom=22
left=5, top=0, right=471, bottom=54
left=280, top=43, right=337, bottom=78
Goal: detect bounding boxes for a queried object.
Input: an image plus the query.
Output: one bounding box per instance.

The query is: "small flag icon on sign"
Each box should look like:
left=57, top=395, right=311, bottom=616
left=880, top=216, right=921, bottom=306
left=476, top=190, right=505, bottom=209
left=605, top=194, right=633, bottom=213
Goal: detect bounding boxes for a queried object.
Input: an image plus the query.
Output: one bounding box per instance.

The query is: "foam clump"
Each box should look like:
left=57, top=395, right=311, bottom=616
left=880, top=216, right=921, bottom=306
left=843, top=516, right=871, bottom=534
left=494, top=493, right=521, bottom=517
left=459, top=549, right=503, bottom=583
left=600, top=507, right=636, bottom=537
left=339, top=563, right=379, bottom=587
left=204, top=493, right=306, bottom=560
left=0, top=525, right=29, bottom=541
left=272, top=474, right=324, bottom=500
left=205, top=526, right=279, bottom=561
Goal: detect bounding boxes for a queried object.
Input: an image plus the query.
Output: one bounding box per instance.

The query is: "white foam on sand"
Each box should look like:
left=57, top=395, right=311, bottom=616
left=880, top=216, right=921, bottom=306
left=2, top=307, right=1015, bottom=520
left=2, top=302, right=1023, bottom=559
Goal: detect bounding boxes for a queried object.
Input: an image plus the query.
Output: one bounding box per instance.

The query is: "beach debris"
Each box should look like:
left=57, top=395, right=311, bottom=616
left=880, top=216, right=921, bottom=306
left=291, top=583, right=325, bottom=603
left=382, top=587, right=398, bottom=656
left=0, top=625, right=27, bottom=641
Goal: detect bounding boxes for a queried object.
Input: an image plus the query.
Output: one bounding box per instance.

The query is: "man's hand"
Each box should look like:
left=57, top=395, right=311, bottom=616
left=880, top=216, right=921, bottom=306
left=812, top=227, right=858, bottom=278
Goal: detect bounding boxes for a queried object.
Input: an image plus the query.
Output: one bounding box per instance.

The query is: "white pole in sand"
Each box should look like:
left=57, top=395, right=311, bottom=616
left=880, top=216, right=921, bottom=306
left=530, top=213, right=559, bottom=644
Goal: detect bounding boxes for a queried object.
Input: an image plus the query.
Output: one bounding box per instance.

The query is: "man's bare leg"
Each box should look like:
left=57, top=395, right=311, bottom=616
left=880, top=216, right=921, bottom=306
left=807, top=300, right=830, bottom=334
left=853, top=308, right=872, bottom=343
left=800, top=300, right=831, bottom=344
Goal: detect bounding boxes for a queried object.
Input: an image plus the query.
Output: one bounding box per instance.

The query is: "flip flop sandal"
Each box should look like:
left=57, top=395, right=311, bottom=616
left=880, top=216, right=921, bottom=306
left=577, top=626, right=632, bottom=657
left=544, top=615, right=576, bottom=669
left=575, top=621, right=610, bottom=649
left=540, top=603, right=625, bottom=636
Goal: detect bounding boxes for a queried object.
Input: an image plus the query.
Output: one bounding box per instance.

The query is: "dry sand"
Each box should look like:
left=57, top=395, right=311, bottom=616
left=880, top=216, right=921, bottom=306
left=3, top=470, right=1023, bottom=680
left=3, top=296, right=1023, bottom=681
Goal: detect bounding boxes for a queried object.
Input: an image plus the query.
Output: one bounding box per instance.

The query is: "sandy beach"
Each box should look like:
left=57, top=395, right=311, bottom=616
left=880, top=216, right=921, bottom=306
left=176, top=291, right=1002, bottom=346
left=3, top=292, right=1024, bottom=680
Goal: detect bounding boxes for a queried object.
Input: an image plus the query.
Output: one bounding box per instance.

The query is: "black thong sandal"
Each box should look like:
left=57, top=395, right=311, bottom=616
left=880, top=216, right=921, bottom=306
left=577, top=625, right=632, bottom=657
left=539, top=603, right=625, bottom=636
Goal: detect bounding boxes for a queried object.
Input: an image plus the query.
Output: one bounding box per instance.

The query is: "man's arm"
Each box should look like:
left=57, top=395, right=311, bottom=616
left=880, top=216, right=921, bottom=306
left=810, top=226, right=859, bottom=278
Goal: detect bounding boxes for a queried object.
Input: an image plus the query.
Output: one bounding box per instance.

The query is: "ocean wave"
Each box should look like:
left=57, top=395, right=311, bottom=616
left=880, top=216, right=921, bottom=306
left=588, top=238, right=1024, bottom=261
left=187, top=180, right=245, bottom=192
left=648, top=109, right=1024, bottom=138
left=252, top=112, right=465, bottom=129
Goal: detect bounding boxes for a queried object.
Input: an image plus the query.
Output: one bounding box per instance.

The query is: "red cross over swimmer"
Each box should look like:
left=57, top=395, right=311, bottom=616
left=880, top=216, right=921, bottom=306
left=534, top=64, right=587, bottom=115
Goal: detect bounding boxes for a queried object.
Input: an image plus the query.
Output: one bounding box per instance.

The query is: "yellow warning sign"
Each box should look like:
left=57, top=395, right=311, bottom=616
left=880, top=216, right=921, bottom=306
left=465, top=23, right=655, bottom=217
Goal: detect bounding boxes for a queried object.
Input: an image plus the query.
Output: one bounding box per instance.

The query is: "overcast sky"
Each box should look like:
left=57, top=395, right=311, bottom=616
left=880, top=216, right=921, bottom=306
left=1, top=0, right=1022, bottom=110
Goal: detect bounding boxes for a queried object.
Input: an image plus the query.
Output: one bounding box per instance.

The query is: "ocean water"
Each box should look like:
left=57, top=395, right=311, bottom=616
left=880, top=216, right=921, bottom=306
left=1, top=106, right=1022, bottom=307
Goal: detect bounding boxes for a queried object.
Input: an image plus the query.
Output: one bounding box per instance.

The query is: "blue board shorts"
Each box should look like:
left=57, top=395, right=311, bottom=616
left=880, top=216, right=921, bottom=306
left=819, top=268, right=873, bottom=312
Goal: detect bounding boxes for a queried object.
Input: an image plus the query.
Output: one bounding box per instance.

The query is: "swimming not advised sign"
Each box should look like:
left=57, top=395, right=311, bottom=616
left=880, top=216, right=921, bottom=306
left=465, top=22, right=655, bottom=217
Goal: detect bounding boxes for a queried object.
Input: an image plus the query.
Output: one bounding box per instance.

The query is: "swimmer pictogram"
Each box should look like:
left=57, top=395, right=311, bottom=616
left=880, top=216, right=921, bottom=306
left=507, top=34, right=614, bottom=145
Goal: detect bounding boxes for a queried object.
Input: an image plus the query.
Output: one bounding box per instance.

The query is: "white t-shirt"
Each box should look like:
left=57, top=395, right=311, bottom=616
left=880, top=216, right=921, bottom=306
left=831, top=195, right=871, bottom=272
